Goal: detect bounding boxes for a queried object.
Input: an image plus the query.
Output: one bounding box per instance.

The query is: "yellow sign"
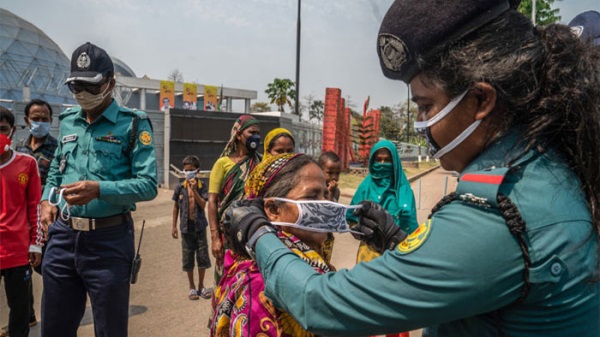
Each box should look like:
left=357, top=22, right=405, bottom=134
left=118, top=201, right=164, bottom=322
left=183, top=83, right=197, bottom=110
left=204, top=85, right=218, bottom=111
left=139, top=131, right=152, bottom=146
left=397, top=220, right=432, bottom=254
left=159, top=81, right=175, bottom=112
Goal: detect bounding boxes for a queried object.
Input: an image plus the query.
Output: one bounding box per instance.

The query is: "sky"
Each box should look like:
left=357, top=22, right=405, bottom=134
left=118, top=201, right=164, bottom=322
left=1, top=0, right=598, bottom=115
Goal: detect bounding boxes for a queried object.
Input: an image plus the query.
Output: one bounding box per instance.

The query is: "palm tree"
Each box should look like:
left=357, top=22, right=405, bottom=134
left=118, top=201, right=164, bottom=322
left=265, top=78, right=296, bottom=113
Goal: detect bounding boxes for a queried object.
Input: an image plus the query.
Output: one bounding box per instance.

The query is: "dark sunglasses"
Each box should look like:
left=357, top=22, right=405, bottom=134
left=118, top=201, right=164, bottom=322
left=67, top=80, right=108, bottom=95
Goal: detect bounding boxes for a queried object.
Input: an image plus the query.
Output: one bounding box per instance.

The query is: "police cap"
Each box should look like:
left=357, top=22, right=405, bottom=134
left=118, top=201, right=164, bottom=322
left=378, top=0, right=522, bottom=83
left=66, top=42, right=114, bottom=84
left=568, top=10, right=600, bottom=46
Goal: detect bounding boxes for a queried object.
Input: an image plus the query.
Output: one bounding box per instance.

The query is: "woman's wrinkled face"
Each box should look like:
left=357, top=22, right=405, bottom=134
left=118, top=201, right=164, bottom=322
left=237, top=125, right=260, bottom=144
left=269, top=135, right=294, bottom=156
left=410, top=74, right=487, bottom=172
left=266, top=162, right=328, bottom=246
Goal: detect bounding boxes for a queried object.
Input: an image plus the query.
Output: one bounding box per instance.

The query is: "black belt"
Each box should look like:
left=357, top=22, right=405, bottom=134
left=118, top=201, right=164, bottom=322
left=65, top=212, right=132, bottom=231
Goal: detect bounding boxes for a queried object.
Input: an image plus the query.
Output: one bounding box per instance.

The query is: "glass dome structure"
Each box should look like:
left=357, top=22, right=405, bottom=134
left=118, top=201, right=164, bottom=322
left=0, top=8, right=76, bottom=104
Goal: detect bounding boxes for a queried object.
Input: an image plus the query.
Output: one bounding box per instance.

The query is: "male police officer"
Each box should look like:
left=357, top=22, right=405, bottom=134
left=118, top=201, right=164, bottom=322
left=39, top=42, right=157, bottom=337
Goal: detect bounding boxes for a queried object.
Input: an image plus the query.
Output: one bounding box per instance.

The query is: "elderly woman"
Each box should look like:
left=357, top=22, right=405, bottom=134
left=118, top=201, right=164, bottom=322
left=207, top=114, right=260, bottom=281
left=210, top=153, right=332, bottom=337
left=223, top=0, right=600, bottom=336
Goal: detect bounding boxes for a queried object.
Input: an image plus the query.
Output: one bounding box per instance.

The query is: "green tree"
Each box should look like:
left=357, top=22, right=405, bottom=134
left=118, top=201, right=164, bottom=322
left=396, top=101, right=419, bottom=143
left=379, top=105, right=403, bottom=141
left=265, top=78, right=296, bottom=113
left=250, top=102, right=271, bottom=113
left=517, top=0, right=561, bottom=25
left=308, top=99, right=324, bottom=123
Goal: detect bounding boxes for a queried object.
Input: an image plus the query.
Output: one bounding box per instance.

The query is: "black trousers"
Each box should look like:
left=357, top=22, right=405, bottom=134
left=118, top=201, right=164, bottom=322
left=1, top=264, right=32, bottom=337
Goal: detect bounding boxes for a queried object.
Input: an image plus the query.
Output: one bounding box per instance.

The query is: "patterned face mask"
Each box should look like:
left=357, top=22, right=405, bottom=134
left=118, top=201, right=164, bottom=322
left=269, top=197, right=363, bottom=234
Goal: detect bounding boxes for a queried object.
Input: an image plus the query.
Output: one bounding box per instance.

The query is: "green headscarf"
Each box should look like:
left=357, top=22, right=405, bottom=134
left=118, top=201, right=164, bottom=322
left=347, top=139, right=419, bottom=234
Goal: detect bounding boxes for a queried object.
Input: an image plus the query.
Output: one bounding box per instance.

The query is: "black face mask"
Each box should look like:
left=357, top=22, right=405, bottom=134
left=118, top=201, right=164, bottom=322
left=245, top=134, right=260, bottom=152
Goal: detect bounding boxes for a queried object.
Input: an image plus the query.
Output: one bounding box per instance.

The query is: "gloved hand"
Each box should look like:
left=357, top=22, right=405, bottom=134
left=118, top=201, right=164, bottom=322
left=223, top=199, right=272, bottom=258
left=352, top=200, right=408, bottom=254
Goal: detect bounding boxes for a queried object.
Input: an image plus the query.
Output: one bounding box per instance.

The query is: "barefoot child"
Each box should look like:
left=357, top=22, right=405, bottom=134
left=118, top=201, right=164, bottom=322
left=172, top=155, right=212, bottom=300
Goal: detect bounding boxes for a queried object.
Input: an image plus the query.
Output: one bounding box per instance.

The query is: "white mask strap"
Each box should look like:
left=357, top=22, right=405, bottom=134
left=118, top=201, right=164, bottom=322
left=413, top=89, right=469, bottom=129
left=433, top=119, right=482, bottom=159
left=48, top=187, right=72, bottom=221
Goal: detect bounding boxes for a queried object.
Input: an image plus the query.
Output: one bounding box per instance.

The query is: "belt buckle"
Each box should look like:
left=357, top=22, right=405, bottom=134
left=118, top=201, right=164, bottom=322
left=71, top=217, right=95, bottom=231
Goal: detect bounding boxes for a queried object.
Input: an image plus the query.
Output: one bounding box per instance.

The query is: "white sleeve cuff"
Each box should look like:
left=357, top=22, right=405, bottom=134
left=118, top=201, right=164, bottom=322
left=29, top=245, right=42, bottom=254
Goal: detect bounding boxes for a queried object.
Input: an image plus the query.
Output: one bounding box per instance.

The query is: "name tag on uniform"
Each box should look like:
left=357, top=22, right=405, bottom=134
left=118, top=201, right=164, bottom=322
left=62, top=134, right=78, bottom=143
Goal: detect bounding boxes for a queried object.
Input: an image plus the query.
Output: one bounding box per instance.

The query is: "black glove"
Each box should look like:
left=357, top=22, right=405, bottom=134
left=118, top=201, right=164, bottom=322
left=352, top=200, right=408, bottom=254
left=223, top=199, right=272, bottom=258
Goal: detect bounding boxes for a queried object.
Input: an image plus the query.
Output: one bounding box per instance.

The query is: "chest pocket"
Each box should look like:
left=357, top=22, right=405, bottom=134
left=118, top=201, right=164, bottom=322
left=93, top=141, right=123, bottom=167
left=60, top=142, right=78, bottom=173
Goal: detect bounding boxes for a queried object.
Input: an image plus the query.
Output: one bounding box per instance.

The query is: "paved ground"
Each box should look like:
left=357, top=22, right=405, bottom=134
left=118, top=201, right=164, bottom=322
left=1, top=167, right=458, bottom=337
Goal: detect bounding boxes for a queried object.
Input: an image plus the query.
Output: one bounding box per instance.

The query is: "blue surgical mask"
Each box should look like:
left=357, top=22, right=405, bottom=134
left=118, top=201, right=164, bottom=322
left=414, top=89, right=480, bottom=159
left=30, top=121, right=51, bottom=138
left=269, top=197, right=363, bottom=234
left=245, top=134, right=260, bottom=152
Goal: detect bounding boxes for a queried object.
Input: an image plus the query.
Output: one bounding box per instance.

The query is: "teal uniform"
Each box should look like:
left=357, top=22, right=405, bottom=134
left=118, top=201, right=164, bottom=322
left=254, top=130, right=600, bottom=336
left=42, top=100, right=158, bottom=216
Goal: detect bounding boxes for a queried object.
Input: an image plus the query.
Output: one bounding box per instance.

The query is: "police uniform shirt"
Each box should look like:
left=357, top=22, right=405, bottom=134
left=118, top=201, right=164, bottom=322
left=253, top=130, right=599, bottom=337
left=42, top=100, right=158, bottom=218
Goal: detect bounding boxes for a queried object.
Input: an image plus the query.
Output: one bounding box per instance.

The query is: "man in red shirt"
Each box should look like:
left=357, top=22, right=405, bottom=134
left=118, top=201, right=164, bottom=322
left=0, top=107, right=42, bottom=337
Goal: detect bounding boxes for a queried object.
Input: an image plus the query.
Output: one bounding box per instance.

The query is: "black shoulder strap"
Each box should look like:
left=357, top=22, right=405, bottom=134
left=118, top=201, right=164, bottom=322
left=126, top=116, right=139, bottom=156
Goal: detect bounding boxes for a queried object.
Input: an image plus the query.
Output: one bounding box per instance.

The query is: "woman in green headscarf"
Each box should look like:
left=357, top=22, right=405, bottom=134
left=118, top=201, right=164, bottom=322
left=347, top=139, right=418, bottom=263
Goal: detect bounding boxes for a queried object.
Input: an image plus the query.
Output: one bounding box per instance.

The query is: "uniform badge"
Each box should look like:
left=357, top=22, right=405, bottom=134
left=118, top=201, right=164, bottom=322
left=397, top=220, right=432, bottom=255
left=570, top=25, right=584, bottom=38
left=17, top=172, right=28, bottom=186
left=77, top=52, right=91, bottom=69
left=378, top=34, right=410, bottom=72
left=62, top=134, right=78, bottom=143
left=139, top=131, right=152, bottom=146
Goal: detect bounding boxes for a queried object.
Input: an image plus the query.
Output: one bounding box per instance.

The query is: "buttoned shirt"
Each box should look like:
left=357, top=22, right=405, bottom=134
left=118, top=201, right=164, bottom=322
left=15, top=134, right=58, bottom=187
left=42, top=100, right=158, bottom=218
left=172, top=180, right=208, bottom=233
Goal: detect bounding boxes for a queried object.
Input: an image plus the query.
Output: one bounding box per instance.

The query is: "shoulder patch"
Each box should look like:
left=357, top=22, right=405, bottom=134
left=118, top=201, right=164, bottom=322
left=397, top=220, right=432, bottom=254
left=139, top=130, right=152, bottom=146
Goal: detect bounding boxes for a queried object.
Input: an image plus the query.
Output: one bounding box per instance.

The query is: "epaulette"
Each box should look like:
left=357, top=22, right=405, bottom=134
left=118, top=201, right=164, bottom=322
left=119, top=107, right=148, bottom=119
left=59, top=106, right=80, bottom=120
left=456, top=167, right=510, bottom=208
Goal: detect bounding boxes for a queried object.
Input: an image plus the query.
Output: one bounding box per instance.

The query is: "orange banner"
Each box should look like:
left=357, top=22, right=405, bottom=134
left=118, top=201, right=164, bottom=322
left=204, top=85, right=218, bottom=111
left=183, top=83, right=197, bottom=110
left=159, top=81, right=175, bottom=112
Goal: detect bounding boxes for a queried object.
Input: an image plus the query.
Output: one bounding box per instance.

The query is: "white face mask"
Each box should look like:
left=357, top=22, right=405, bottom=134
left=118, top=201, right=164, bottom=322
left=73, top=83, right=112, bottom=110
left=413, top=89, right=481, bottom=159
left=183, top=170, right=197, bottom=180
left=268, top=197, right=363, bottom=234
left=48, top=187, right=72, bottom=221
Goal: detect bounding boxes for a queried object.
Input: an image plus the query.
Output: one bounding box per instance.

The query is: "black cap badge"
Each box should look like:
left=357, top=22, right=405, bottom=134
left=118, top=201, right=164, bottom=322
left=379, top=34, right=410, bottom=72
left=77, top=52, right=91, bottom=70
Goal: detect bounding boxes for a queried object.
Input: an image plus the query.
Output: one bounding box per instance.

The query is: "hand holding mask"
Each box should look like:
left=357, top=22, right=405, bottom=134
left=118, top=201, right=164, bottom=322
left=352, top=200, right=408, bottom=254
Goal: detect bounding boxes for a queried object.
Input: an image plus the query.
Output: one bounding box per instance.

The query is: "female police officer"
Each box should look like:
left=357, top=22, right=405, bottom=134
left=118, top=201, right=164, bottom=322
left=223, top=0, right=600, bottom=336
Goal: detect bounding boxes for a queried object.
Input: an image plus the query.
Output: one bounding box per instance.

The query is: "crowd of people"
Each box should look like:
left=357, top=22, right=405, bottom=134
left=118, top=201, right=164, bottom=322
left=1, top=1, right=599, bottom=337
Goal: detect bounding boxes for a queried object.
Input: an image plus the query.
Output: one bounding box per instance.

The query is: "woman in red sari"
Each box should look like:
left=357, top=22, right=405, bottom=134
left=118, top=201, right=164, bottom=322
left=208, top=114, right=261, bottom=283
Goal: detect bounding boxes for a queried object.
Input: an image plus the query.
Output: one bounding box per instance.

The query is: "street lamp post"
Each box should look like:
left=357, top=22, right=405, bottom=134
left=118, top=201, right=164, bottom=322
left=295, top=0, right=301, bottom=116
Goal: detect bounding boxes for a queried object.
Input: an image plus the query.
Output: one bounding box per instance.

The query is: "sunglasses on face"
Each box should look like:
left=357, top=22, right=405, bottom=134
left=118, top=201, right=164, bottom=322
left=67, top=80, right=108, bottom=95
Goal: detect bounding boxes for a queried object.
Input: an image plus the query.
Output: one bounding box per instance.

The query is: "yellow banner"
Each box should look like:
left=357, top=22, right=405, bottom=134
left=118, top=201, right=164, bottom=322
left=159, top=81, right=175, bottom=112
left=204, top=85, right=218, bottom=111
left=183, top=83, right=197, bottom=110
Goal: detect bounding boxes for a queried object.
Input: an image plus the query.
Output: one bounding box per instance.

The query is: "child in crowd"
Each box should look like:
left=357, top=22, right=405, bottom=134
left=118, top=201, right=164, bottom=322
left=318, top=151, right=341, bottom=202
left=318, top=151, right=342, bottom=265
left=172, top=155, right=211, bottom=300
left=0, top=108, right=43, bottom=337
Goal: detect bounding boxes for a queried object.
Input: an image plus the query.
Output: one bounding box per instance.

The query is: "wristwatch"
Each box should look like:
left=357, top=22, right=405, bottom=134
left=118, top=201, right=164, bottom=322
left=245, top=225, right=276, bottom=259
